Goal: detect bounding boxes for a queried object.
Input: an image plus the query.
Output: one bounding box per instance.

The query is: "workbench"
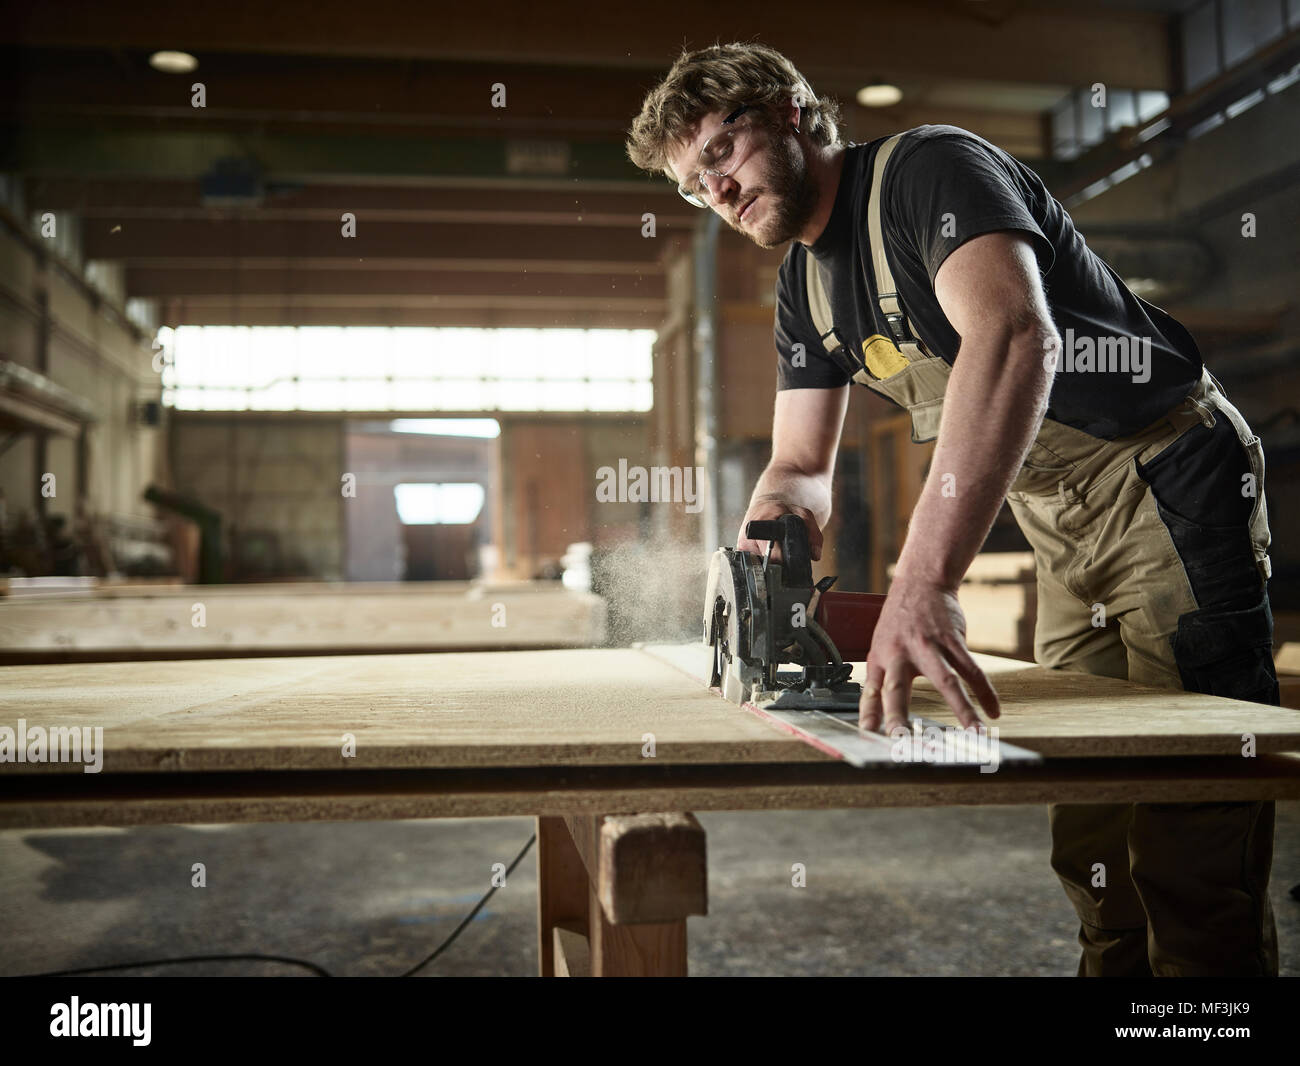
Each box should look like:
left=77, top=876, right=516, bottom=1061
left=3, top=645, right=1299, bottom=976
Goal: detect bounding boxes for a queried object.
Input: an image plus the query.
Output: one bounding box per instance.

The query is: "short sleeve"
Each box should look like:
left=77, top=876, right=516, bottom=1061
left=886, top=131, right=1056, bottom=285
left=774, top=250, right=851, bottom=391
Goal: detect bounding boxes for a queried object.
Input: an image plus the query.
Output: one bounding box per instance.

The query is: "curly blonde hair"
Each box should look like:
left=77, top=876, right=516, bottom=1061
left=626, top=42, right=842, bottom=178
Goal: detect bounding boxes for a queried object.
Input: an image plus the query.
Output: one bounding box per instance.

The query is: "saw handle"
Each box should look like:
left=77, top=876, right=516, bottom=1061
left=744, top=515, right=814, bottom=587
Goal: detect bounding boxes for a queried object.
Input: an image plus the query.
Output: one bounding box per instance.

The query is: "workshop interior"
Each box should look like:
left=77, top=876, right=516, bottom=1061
left=2, top=0, right=1300, bottom=995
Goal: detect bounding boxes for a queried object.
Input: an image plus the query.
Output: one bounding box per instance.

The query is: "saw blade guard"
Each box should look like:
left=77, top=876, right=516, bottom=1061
left=703, top=544, right=769, bottom=697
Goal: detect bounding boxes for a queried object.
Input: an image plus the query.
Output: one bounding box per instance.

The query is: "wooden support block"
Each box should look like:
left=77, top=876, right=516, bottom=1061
left=536, top=815, right=589, bottom=977
left=563, top=812, right=707, bottom=925
left=553, top=921, right=591, bottom=977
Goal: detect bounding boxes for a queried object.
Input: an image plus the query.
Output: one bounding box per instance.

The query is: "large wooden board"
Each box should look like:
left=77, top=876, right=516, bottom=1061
left=0, top=580, right=605, bottom=661
left=0, top=579, right=531, bottom=601
left=645, top=643, right=1300, bottom=759
left=0, top=648, right=810, bottom=774
left=1, top=645, right=1299, bottom=780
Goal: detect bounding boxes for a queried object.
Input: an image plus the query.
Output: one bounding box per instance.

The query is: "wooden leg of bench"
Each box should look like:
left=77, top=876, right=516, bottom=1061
left=537, top=815, right=589, bottom=977
left=552, top=921, right=591, bottom=977
left=588, top=882, right=688, bottom=976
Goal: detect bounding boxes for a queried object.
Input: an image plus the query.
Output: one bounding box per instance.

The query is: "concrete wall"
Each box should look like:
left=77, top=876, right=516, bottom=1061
left=168, top=415, right=345, bottom=580
left=0, top=221, right=160, bottom=529
left=168, top=414, right=646, bottom=583
left=486, top=416, right=651, bottom=579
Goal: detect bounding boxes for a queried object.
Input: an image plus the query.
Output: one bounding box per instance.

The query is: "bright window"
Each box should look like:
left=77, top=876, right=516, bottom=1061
left=158, top=326, right=655, bottom=413
left=393, top=483, right=486, bottom=525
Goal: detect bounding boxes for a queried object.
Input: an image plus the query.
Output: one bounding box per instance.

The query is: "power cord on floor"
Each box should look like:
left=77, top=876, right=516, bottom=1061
left=397, top=833, right=536, bottom=978
left=26, top=952, right=333, bottom=978
left=19, top=833, right=537, bottom=979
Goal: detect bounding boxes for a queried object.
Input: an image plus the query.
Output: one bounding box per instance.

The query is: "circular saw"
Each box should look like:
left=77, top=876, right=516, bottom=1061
left=702, top=514, right=885, bottom=708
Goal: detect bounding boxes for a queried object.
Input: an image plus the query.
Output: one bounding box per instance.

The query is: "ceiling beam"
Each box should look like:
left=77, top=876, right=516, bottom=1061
left=126, top=266, right=666, bottom=300
left=155, top=301, right=662, bottom=329
left=5, top=127, right=647, bottom=184
left=0, top=48, right=653, bottom=139
left=81, top=216, right=677, bottom=263
left=159, top=294, right=661, bottom=313
left=2, top=1, right=1175, bottom=90
left=4, top=46, right=1055, bottom=159
left=23, top=177, right=691, bottom=225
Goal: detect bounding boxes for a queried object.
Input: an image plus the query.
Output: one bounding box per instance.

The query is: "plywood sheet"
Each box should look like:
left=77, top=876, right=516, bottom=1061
left=0, top=579, right=542, bottom=600
left=0, top=581, right=605, bottom=658
left=2, top=645, right=1299, bottom=782
left=5, top=758, right=1300, bottom=830
left=0, top=648, right=814, bottom=774
left=645, top=644, right=1300, bottom=760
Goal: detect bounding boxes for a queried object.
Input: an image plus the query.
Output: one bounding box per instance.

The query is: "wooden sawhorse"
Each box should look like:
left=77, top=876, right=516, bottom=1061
left=537, top=813, right=707, bottom=977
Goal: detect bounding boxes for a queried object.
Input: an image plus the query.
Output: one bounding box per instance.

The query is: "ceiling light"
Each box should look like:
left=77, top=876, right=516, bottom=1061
left=857, top=82, right=903, bottom=108
left=149, top=50, right=198, bottom=74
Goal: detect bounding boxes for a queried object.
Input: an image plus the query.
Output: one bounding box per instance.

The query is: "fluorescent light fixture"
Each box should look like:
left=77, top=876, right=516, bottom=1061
left=389, top=419, right=501, bottom=438
left=856, top=82, right=902, bottom=108
left=149, top=50, right=198, bottom=74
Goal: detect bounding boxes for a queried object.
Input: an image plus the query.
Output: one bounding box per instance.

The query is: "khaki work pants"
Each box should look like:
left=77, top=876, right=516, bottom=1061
left=1006, top=369, right=1279, bottom=976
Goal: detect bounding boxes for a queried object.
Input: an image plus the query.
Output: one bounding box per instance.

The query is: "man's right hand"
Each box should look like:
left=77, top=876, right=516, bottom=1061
left=736, top=499, right=824, bottom=561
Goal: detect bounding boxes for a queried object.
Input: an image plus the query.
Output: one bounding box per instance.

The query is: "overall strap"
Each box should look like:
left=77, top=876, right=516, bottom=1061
left=804, top=241, right=841, bottom=361
left=867, top=135, right=929, bottom=362
left=804, top=132, right=932, bottom=374
left=805, top=256, right=872, bottom=386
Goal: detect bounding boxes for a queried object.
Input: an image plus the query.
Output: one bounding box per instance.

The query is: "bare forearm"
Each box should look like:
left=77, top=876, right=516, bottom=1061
left=861, top=231, right=1055, bottom=729
left=892, top=331, right=1053, bottom=590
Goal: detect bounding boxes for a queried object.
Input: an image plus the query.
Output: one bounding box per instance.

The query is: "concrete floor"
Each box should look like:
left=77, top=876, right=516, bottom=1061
left=2, top=802, right=1297, bottom=977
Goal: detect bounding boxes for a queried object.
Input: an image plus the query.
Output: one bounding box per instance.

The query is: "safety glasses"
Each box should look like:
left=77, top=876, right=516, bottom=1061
left=677, top=103, right=760, bottom=208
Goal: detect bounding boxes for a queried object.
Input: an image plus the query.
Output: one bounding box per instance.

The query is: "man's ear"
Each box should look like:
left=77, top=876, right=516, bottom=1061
left=786, top=95, right=803, bottom=131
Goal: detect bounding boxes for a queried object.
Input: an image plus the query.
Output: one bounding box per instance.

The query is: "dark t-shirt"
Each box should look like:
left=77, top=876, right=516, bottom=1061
left=774, top=125, right=1203, bottom=438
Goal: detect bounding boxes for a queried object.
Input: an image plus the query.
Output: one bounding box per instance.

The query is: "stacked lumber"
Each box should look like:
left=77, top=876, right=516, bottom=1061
left=888, top=553, right=1036, bottom=659
left=955, top=551, right=1037, bottom=659
left=0, top=580, right=606, bottom=662
left=1274, top=643, right=1300, bottom=710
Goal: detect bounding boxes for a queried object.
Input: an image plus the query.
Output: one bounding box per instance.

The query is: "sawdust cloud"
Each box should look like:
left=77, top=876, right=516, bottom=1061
left=591, top=540, right=711, bottom=646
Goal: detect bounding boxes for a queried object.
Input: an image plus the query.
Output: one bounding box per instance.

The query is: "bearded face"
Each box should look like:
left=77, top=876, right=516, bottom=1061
left=721, top=114, right=821, bottom=250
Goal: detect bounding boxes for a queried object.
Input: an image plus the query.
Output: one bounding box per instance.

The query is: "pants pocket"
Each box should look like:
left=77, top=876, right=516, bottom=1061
left=1171, top=593, right=1279, bottom=705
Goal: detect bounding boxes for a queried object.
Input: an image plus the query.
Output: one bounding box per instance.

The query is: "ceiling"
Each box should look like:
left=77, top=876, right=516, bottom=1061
left=0, top=0, right=1183, bottom=330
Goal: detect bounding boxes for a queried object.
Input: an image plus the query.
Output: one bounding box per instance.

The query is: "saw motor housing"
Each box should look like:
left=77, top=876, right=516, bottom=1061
left=703, top=515, right=883, bottom=705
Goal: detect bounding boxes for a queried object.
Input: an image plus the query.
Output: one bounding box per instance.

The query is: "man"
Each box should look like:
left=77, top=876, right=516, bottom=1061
left=626, top=42, right=1279, bottom=976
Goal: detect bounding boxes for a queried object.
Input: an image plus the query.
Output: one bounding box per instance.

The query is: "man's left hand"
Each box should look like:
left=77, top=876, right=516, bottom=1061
left=858, top=576, right=1001, bottom=734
